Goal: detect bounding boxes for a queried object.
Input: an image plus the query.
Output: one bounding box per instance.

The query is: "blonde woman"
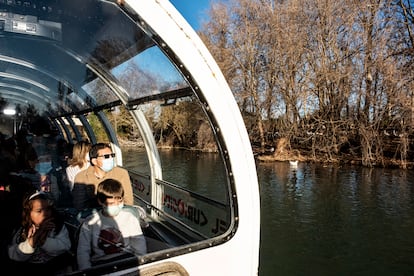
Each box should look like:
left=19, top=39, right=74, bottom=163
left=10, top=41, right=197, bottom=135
left=65, top=141, right=91, bottom=191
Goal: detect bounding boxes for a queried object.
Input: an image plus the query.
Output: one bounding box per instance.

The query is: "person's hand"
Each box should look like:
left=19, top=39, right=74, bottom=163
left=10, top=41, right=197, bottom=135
left=33, top=217, right=55, bottom=246
left=27, top=224, right=37, bottom=247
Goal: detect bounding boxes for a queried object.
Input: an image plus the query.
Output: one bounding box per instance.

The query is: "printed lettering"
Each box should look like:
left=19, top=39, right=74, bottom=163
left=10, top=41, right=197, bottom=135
left=212, top=218, right=227, bottom=234
left=162, top=193, right=208, bottom=226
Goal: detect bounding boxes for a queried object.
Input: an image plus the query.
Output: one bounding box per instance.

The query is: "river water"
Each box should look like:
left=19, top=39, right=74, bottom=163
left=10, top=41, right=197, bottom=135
left=258, top=161, right=414, bottom=276
left=124, top=149, right=414, bottom=275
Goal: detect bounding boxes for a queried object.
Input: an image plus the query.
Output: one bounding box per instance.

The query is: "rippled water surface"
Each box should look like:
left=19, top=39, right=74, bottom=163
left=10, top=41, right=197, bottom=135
left=258, top=162, right=414, bottom=276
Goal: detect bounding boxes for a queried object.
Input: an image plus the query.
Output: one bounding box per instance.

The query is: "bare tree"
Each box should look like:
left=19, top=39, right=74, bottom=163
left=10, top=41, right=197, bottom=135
left=201, top=0, right=271, bottom=152
left=199, top=0, right=414, bottom=167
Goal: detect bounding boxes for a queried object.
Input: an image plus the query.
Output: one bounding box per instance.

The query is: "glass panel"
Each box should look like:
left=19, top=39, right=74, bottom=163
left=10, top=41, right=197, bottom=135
left=82, top=78, right=119, bottom=106
left=112, top=46, right=189, bottom=100
left=84, top=112, right=111, bottom=142
left=55, top=119, right=69, bottom=141
left=60, top=118, right=77, bottom=141
left=70, top=116, right=90, bottom=141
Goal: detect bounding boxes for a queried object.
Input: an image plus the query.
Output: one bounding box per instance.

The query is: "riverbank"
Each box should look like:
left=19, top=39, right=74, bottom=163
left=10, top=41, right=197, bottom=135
left=256, top=150, right=414, bottom=169
left=252, top=136, right=414, bottom=169
left=119, top=137, right=413, bottom=169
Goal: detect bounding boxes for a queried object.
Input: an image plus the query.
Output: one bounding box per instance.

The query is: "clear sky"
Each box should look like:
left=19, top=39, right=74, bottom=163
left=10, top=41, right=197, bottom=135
left=169, top=0, right=212, bottom=30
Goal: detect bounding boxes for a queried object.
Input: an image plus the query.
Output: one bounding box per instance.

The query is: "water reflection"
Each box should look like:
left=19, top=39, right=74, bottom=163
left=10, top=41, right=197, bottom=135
left=258, top=162, right=414, bottom=276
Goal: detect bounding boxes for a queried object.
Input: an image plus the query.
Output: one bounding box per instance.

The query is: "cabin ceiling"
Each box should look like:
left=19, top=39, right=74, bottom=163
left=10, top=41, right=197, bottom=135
left=0, top=0, right=154, bottom=118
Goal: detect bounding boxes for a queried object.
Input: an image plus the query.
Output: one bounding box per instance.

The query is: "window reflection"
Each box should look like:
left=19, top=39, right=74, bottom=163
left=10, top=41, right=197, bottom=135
left=112, top=46, right=188, bottom=101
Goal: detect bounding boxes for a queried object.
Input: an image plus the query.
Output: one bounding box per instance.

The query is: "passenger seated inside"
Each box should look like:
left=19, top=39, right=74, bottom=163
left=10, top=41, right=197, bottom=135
left=65, top=140, right=91, bottom=192
left=16, top=150, right=61, bottom=202
left=76, top=178, right=147, bottom=270
left=7, top=191, right=72, bottom=275
left=72, top=142, right=133, bottom=211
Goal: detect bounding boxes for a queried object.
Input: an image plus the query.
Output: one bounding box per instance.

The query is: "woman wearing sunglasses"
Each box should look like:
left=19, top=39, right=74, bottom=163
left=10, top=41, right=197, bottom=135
left=71, top=143, right=133, bottom=211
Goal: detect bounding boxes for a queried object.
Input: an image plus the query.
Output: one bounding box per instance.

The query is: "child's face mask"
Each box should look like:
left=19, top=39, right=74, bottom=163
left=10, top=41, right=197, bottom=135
left=104, top=203, right=124, bottom=217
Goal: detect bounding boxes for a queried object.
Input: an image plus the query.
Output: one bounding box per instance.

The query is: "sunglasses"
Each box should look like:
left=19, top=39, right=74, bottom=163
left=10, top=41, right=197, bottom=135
left=97, top=153, right=115, bottom=159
